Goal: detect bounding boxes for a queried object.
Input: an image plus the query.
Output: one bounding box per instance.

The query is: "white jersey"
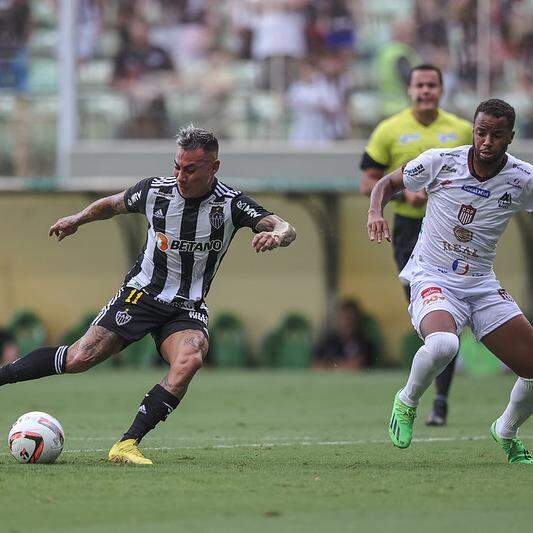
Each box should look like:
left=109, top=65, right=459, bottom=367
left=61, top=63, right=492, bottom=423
left=402, top=145, right=533, bottom=278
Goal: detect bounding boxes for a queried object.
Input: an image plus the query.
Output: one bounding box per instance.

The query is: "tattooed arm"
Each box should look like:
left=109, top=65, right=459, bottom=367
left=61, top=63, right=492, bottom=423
left=252, top=215, right=297, bottom=253
left=49, top=191, right=129, bottom=241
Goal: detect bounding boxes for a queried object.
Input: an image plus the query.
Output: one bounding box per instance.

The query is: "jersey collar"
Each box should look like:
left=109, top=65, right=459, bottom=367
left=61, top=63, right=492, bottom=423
left=467, top=146, right=508, bottom=183
left=177, top=177, right=219, bottom=202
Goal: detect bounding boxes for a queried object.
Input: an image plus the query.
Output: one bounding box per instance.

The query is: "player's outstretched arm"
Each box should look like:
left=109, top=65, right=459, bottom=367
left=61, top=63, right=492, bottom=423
left=49, top=191, right=129, bottom=241
left=251, top=215, right=296, bottom=253
left=367, top=168, right=405, bottom=244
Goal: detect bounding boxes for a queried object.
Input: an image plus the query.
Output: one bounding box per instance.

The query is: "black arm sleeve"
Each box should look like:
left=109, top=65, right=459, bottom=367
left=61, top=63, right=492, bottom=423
left=230, top=194, right=273, bottom=232
left=124, top=178, right=153, bottom=214
left=360, top=151, right=388, bottom=171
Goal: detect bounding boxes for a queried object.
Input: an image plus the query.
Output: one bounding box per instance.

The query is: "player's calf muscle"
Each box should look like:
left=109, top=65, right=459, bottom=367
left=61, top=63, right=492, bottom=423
left=66, top=326, right=123, bottom=373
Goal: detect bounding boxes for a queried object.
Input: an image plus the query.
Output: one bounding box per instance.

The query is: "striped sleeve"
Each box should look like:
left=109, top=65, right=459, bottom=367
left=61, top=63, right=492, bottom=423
left=124, top=178, right=154, bottom=214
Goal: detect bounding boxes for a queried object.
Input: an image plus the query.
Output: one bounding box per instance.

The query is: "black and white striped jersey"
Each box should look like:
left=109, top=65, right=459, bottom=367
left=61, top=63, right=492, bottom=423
left=122, top=176, right=273, bottom=303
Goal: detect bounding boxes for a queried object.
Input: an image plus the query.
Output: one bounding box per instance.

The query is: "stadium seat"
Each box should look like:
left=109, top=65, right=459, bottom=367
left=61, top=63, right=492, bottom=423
left=209, top=312, right=248, bottom=368
left=262, top=313, right=313, bottom=368
left=8, top=310, right=46, bottom=355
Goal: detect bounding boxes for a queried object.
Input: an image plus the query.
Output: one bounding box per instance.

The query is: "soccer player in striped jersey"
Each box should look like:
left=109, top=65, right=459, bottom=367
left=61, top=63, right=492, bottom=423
left=0, top=126, right=296, bottom=465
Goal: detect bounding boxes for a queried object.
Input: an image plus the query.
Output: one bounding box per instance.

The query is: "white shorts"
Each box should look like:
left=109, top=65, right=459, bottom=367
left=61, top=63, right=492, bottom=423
left=407, top=262, right=523, bottom=341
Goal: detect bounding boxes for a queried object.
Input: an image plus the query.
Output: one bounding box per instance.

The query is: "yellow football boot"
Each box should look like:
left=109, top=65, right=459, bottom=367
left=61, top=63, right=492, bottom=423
left=108, top=439, right=153, bottom=465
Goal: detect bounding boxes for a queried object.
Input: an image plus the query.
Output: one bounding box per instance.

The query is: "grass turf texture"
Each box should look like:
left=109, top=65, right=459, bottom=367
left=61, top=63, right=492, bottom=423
left=0, top=370, right=530, bottom=532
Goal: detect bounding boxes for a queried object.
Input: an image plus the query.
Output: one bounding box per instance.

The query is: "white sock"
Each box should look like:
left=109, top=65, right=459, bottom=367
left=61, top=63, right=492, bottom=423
left=399, top=332, right=459, bottom=407
left=495, top=378, right=533, bottom=439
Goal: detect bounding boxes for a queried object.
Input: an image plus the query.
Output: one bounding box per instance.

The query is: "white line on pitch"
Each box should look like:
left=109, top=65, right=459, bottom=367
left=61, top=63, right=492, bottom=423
left=3, top=434, right=531, bottom=457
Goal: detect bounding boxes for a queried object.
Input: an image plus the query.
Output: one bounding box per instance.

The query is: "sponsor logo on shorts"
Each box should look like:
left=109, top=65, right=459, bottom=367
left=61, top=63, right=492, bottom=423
left=421, top=287, right=445, bottom=306
left=153, top=209, right=165, bottom=219
left=423, top=294, right=446, bottom=306
left=453, top=225, right=473, bottom=243
left=115, top=309, right=132, bottom=326
left=498, top=288, right=514, bottom=302
left=498, top=192, right=512, bottom=209
left=156, top=232, right=223, bottom=253
left=403, top=163, right=425, bottom=176
left=209, top=206, right=225, bottom=229
left=442, top=240, right=478, bottom=257
left=189, top=311, right=208, bottom=325
left=461, top=185, right=491, bottom=198
left=452, top=259, right=469, bottom=275
left=421, top=287, right=442, bottom=299
left=458, top=204, right=476, bottom=225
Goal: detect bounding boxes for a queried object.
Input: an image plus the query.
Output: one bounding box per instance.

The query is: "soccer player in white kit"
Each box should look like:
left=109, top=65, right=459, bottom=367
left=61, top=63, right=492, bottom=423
left=367, top=99, right=533, bottom=463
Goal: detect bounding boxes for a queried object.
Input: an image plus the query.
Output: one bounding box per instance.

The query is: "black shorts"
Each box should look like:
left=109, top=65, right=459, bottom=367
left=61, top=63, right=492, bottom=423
left=92, top=285, right=209, bottom=351
left=392, top=214, right=423, bottom=272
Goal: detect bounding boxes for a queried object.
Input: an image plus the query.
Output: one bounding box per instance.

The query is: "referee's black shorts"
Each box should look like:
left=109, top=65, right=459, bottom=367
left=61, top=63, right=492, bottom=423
left=392, top=214, right=423, bottom=273
left=92, top=285, right=209, bottom=351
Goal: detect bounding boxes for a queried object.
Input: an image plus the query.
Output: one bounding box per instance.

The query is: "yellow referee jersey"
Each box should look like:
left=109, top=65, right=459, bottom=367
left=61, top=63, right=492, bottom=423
left=365, top=108, right=472, bottom=218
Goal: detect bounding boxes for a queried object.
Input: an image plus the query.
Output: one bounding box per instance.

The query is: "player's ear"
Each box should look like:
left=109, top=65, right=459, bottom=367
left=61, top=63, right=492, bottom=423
left=212, top=159, right=220, bottom=174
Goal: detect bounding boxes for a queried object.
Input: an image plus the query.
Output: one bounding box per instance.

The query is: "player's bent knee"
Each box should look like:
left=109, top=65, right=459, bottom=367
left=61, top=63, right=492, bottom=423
left=424, top=331, right=459, bottom=365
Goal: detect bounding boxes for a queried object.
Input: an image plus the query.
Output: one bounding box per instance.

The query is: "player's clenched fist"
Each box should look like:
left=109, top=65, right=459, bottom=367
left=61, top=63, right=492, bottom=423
left=367, top=210, right=391, bottom=244
left=49, top=216, right=80, bottom=241
left=251, top=232, right=281, bottom=253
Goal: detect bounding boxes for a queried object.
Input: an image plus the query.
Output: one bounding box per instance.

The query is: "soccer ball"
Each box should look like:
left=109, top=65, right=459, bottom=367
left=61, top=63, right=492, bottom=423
left=8, top=411, right=65, bottom=464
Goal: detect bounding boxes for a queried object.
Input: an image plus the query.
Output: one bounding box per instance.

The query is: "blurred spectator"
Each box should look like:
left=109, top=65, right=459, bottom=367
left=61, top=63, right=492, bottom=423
left=111, top=16, right=178, bottom=138
left=77, top=0, right=105, bottom=63
left=306, top=0, right=357, bottom=56
left=0, top=0, right=32, bottom=94
left=0, top=0, right=31, bottom=177
left=288, top=53, right=350, bottom=141
left=376, top=19, right=421, bottom=117
left=0, top=329, right=19, bottom=365
left=313, top=299, right=380, bottom=370
left=249, top=0, right=309, bottom=92
left=149, top=0, right=215, bottom=72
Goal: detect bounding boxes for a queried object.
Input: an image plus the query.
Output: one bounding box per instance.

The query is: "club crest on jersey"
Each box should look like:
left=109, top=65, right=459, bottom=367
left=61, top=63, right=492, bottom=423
left=498, top=192, right=512, bottom=209
left=209, top=206, right=224, bottom=229
left=453, top=225, right=473, bottom=243
left=115, top=309, right=132, bottom=326
left=458, top=204, right=476, bottom=225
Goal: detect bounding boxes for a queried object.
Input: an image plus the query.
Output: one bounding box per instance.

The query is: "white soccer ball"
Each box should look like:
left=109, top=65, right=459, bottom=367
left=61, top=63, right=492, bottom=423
left=8, top=411, right=65, bottom=464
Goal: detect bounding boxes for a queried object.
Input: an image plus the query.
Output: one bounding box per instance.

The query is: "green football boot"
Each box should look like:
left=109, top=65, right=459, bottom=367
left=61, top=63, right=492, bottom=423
left=388, top=391, right=417, bottom=449
left=490, top=422, right=533, bottom=464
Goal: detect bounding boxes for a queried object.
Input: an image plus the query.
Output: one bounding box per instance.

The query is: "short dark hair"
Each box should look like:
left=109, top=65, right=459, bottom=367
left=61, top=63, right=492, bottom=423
left=176, top=125, right=219, bottom=156
left=408, top=64, right=443, bottom=86
left=474, top=99, right=515, bottom=129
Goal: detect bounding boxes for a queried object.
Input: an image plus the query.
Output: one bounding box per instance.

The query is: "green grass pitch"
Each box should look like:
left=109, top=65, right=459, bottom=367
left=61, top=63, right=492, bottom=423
left=0, top=369, right=531, bottom=532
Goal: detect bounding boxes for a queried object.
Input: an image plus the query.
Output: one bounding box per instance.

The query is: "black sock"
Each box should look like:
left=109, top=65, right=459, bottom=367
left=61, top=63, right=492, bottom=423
left=121, top=384, right=180, bottom=442
left=435, top=355, right=458, bottom=398
left=0, top=346, right=68, bottom=386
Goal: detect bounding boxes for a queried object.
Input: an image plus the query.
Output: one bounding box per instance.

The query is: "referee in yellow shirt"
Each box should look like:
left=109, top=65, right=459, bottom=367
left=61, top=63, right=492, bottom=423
left=360, top=64, right=471, bottom=426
